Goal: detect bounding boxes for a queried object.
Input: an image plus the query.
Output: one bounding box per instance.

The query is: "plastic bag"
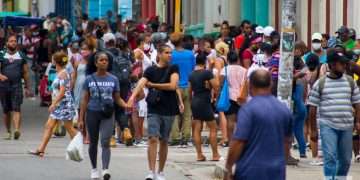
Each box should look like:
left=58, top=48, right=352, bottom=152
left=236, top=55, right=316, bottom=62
left=66, top=132, right=84, bottom=162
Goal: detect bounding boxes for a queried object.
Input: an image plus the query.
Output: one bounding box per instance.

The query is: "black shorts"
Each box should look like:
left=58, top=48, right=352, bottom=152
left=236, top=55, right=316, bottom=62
left=0, top=87, right=23, bottom=113
left=224, top=100, right=240, bottom=115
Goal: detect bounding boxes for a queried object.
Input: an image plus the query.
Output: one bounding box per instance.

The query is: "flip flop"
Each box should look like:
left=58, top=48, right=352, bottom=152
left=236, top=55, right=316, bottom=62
left=211, top=156, right=224, bottom=161
left=197, top=157, right=207, bottom=162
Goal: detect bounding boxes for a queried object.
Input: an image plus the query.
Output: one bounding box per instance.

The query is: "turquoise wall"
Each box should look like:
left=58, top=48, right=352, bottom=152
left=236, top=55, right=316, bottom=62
left=88, top=0, right=115, bottom=19
left=241, top=0, right=269, bottom=26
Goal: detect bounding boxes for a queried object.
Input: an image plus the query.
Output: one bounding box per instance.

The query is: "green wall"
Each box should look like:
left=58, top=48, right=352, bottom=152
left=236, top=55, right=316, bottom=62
left=241, top=0, right=269, bottom=26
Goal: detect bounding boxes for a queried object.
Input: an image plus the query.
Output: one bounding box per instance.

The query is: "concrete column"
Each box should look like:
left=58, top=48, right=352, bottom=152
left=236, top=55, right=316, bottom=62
left=204, top=0, right=213, bottom=33
left=190, top=0, right=197, bottom=25
left=197, top=0, right=204, bottom=24
left=330, top=0, right=343, bottom=34
left=229, top=0, right=240, bottom=26
left=156, top=0, right=163, bottom=22
left=348, top=0, right=360, bottom=32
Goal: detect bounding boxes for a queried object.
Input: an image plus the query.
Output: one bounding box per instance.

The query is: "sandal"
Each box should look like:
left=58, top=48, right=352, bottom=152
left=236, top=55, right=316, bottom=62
left=197, top=155, right=207, bottom=162
left=211, top=156, right=224, bottom=161
left=28, top=150, right=45, bottom=157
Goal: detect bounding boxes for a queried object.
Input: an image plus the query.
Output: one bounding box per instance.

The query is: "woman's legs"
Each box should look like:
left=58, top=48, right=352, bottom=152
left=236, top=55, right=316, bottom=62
left=132, top=109, right=141, bottom=142
left=86, top=111, right=100, bottom=169
left=99, top=117, right=114, bottom=170
left=63, top=120, right=77, bottom=139
left=219, top=112, right=228, bottom=144
left=37, top=118, right=57, bottom=152
left=226, top=114, right=237, bottom=142
left=206, top=121, right=220, bottom=160
left=192, top=120, right=205, bottom=160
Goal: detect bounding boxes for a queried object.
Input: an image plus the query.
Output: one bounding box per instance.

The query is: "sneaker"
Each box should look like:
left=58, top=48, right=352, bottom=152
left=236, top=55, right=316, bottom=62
left=286, top=156, right=299, bottom=166
left=135, top=140, right=147, bottom=147
left=91, top=169, right=100, bottom=179
left=300, top=154, right=307, bottom=158
left=110, top=136, right=117, bottom=148
left=180, top=141, right=189, bottom=148
left=102, top=169, right=111, bottom=180
left=310, top=159, right=324, bottom=166
left=156, top=172, right=166, bottom=180
left=4, top=131, right=11, bottom=140
left=145, top=172, right=156, bottom=180
left=355, top=155, right=360, bottom=163
left=14, top=130, right=21, bottom=140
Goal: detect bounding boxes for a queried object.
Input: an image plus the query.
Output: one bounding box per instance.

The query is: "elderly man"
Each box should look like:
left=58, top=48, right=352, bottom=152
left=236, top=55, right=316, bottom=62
left=224, top=69, right=293, bottom=180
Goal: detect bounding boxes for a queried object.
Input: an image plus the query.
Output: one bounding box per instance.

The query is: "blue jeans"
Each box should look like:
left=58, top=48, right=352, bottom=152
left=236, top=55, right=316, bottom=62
left=292, top=84, right=307, bottom=156
left=320, top=124, right=353, bottom=180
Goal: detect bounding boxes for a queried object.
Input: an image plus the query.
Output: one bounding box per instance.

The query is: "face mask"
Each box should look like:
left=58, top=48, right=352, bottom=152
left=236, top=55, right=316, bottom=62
left=333, top=71, right=343, bottom=78
left=354, top=49, right=360, bottom=55
left=144, top=43, right=151, bottom=51
left=312, top=43, right=322, bottom=50
left=80, top=50, right=90, bottom=57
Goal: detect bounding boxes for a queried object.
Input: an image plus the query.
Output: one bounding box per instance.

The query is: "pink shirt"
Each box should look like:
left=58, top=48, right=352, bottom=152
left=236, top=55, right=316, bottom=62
left=221, top=65, right=247, bottom=101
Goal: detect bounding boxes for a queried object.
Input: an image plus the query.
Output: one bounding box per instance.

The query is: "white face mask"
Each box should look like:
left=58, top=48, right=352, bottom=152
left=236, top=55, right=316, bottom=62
left=144, top=43, right=151, bottom=51
left=312, top=43, right=322, bottom=50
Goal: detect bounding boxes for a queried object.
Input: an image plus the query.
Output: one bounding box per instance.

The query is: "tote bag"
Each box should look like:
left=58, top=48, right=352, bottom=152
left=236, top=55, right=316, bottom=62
left=216, top=66, right=231, bottom=112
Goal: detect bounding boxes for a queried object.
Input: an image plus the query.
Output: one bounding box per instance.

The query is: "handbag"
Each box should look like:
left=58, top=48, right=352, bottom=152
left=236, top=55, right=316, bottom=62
left=216, top=66, right=231, bottom=112
left=91, top=75, right=114, bottom=118
left=146, top=66, right=171, bottom=106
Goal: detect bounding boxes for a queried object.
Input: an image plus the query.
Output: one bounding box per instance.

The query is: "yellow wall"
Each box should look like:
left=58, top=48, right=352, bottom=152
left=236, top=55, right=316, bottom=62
left=14, top=0, right=30, bottom=13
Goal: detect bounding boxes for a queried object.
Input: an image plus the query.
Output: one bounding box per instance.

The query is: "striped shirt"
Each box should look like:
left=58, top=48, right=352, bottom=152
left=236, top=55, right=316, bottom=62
left=268, top=51, right=280, bottom=80
left=308, top=75, right=360, bottom=130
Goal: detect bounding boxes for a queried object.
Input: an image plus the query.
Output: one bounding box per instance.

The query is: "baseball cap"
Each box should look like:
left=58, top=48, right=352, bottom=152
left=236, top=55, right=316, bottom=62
left=255, top=26, right=264, bottom=34
left=336, top=26, right=349, bottom=35
left=311, top=33, right=323, bottom=41
left=263, top=26, right=275, bottom=37
left=345, top=50, right=359, bottom=61
left=327, top=51, right=350, bottom=63
left=102, top=33, right=116, bottom=44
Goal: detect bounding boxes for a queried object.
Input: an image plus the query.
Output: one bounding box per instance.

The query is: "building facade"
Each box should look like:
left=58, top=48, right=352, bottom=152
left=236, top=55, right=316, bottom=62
left=179, top=0, right=360, bottom=46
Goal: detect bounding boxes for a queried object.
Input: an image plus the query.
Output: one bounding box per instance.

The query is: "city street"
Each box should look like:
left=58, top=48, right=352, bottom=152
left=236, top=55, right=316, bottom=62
left=1, top=98, right=360, bottom=180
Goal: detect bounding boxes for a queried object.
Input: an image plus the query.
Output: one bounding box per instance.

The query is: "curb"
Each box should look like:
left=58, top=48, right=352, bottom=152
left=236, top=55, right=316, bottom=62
left=213, top=162, right=225, bottom=179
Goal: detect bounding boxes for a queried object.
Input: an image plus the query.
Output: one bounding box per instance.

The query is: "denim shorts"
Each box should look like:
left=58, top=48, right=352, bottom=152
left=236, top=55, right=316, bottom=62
left=147, top=113, right=175, bottom=141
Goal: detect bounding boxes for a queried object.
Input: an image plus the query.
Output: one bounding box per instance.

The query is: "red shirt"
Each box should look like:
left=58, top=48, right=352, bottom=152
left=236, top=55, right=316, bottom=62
left=235, top=34, right=245, bottom=50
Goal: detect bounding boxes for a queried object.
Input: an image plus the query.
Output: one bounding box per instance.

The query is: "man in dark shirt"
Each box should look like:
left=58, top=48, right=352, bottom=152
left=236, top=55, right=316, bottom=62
left=128, top=44, right=183, bottom=180
left=225, top=69, right=293, bottom=180
left=0, top=35, right=31, bottom=140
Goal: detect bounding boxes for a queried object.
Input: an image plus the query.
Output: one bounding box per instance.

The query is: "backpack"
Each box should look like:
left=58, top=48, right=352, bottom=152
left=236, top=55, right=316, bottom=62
left=108, top=49, right=132, bottom=83
left=318, top=75, right=355, bottom=96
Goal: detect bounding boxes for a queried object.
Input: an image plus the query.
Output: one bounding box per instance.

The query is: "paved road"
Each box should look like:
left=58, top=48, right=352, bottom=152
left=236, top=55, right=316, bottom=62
left=1, top=98, right=360, bottom=180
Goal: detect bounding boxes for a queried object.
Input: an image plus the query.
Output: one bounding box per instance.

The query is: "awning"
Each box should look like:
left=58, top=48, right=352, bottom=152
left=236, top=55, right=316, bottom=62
left=0, top=11, right=28, bottom=18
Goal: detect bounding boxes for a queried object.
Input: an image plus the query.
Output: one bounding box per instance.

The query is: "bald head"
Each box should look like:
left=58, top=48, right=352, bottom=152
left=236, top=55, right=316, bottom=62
left=249, top=69, right=272, bottom=89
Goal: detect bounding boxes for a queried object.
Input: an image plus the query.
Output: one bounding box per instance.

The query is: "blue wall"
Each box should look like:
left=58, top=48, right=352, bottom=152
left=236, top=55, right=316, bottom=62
left=118, top=0, right=132, bottom=21
left=88, top=0, right=115, bottom=19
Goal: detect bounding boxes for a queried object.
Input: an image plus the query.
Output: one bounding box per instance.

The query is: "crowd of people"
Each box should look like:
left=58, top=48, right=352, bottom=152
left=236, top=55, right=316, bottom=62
left=1, top=11, right=360, bottom=180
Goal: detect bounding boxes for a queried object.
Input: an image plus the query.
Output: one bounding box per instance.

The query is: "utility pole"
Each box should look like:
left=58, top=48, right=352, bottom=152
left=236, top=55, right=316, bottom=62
left=277, top=0, right=296, bottom=109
